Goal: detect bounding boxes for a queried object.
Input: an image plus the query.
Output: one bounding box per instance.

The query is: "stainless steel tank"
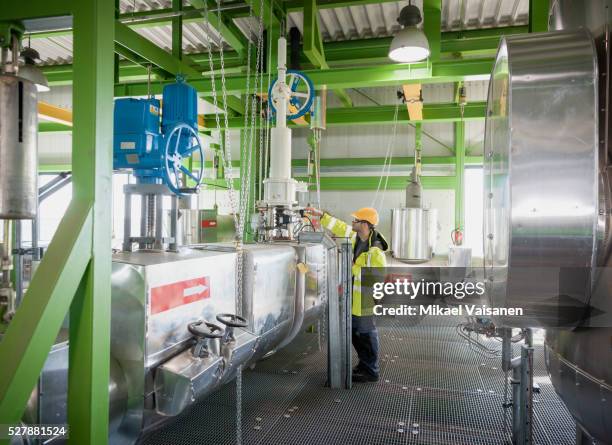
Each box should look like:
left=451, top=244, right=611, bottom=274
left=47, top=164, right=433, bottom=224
left=391, top=208, right=437, bottom=262
left=483, top=6, right=612, bottom=441
left=0, top=75, right=38, bottom=219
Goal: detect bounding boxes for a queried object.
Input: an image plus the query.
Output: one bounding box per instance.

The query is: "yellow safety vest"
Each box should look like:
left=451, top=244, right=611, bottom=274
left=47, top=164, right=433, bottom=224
left=321, top=213, right=388, bottom=316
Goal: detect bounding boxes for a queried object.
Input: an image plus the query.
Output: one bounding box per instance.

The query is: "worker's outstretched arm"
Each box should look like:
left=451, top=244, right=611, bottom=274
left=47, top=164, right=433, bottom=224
left=320, top=212, right=354, bottom=238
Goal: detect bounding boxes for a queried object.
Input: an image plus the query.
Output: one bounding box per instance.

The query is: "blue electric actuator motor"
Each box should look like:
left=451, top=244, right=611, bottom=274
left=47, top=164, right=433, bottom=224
left=113, top=77, right=204, bottom=195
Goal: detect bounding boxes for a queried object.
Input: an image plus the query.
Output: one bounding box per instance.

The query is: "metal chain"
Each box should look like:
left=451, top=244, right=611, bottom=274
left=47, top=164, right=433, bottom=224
left=240, top=5, right=265, bottom=231
left=202, top=2, right=239, bottom=232
left=203, top=4, right=264, bottom=444
left=319, top=246, right=328, bottom=352
left=372, top=99, right=400, bottom=209
left=262, top=0, right=275, bottom=193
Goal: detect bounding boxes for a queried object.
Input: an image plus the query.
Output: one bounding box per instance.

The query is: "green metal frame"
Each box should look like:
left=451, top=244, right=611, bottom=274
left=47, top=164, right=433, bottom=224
left=38, top=25, right=527, bottom=86
left=38, top=156, right=483, bottom=174
left=285, top=0, right=403, bottom=12
left=199, top=102, right=486, bottom=129
left=424, top=0, right=441, bottom=62
left=294, top=176, right=456, bottom=190
left=292, top=156, right=483, bottom=167
left=239, top=127, right=260, bottom=241
left=115, top=59, right=493, bottom=97
left=38, top=102, right=486, bottom=133
left=303, top=0, right=352, bottom=107
left=0, top=1, right=114, bottom=444
left=114, top=21, right=201, bottom=79
left=187, top=0, right=248, bottom=58
left=454, top=120, right=465, bottom=230
left=245, top=0, right=281, bottom=28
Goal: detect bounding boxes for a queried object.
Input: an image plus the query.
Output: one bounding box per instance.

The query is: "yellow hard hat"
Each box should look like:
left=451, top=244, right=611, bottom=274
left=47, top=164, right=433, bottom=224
left=351, top=207, right=379, bottom=226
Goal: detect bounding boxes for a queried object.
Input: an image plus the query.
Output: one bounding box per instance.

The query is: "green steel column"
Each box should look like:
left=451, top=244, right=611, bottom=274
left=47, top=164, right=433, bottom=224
left=267, top=22, right=280, bottom=77
left=0, top=3, right=98, bottom=437
left=172, top=0, right=183, bottom=60
left=529, top=0, right=549, bottom=33
left=424, top=0, right=441, bottom=61
left=454, top=120, right=465, bottom=230
left=114, top=0, right=120, bottom=82
left=68, top=0, right=114, bottom=443
left=239, top=128, right=258, bottom=242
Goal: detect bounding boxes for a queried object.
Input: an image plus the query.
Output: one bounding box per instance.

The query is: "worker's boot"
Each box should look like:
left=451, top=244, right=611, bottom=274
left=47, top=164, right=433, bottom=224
left=352, top=372, right=379, bottom=383
left=352, top=364, right=365, bottom=374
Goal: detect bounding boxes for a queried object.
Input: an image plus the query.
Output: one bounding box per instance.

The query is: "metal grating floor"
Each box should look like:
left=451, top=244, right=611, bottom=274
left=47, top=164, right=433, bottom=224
left=139, top=316, right=577, bottom=445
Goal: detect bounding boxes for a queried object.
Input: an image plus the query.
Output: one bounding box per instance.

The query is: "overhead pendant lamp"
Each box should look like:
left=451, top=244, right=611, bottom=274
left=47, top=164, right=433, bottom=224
left=388, top=2, right=430, bottom=63
left=19, top=46, right=50, bottom=92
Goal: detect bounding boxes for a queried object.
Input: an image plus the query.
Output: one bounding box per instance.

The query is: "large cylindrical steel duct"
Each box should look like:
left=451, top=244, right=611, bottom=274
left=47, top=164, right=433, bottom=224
left=0, top=74, right=38, bottom=219
left=483, top=8, right=612, bottom=442
left=483, top=29, right=599, bottom=329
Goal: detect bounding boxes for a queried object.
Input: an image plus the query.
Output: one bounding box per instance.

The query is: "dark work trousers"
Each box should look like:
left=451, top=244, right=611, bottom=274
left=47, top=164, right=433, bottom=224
left=352, top=315, right=380, bottom=378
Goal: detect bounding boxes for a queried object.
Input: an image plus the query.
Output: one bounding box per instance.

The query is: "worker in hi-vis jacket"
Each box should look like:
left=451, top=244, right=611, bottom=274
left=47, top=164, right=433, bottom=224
left=307, top=207, right=388, bottom=383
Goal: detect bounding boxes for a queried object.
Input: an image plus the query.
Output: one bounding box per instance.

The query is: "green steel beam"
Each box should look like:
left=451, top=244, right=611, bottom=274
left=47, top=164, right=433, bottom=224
left=201, top=102, right=486, bottom=129
left=116, top=58, right=493, bottom=97
left=442, top=25, right=528, bottom=40
left=67, top=0, right=114, bottom=443
left=303, top=0, right=326, bottom=68
left=325, top=102, right=485, bottom=125
left=127, top=175, right=456, bottom=191
left=38, top=157, right=483, bottom=171
left=294, top=175, right=456, bottom=190
left=302, top=0, right=352, bottom=107
left=113, top=44, right=168, bottom=80
left=246, top=0, right=281, bottom=28
left=454, top=119, right=466, bottom=230
left=43, top=52, right=244, bottom=85
left=286, top=0, right=399, bottom=12
left=39, top=122, right=72, bottom=132
left=114, top=21, right=201, bottom=79
left=40, top=102, right=485, bottom=133
left=39, top=164, right=73, bottom=172
left=0, top=202, right=92, bottom=433
left=219, top=95, right=244, bottom=115
left=529, top=0, right=549, bottom=33
left=187, top=0, right=247, bottom=57
left=40, top=26, right=524, bottom=86
left=442, top=36, right=504, bottom=54
left=291, top=156, right=483, bottom=167
left=424, top=0, right=441, bottom=61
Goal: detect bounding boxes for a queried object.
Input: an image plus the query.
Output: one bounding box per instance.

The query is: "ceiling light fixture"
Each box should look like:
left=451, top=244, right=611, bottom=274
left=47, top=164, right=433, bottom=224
left=388, top=2, right=430, bottom=63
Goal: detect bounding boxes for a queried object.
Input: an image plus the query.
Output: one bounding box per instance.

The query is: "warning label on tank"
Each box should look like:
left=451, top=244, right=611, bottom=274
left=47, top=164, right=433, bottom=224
left=150, top=276, right=210, bottom=314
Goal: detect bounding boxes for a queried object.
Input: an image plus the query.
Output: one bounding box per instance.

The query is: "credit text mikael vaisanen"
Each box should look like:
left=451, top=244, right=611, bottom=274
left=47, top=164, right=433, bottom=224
left=369, top=278, right=524, bottom=317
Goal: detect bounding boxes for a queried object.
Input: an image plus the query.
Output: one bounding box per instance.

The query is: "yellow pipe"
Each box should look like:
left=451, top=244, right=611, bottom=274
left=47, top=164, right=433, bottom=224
left=38, top=101, right=73, bottom=127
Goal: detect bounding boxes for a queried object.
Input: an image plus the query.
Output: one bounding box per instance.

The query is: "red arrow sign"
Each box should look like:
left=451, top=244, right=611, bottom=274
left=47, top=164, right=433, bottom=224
left=151, top=276, right=210, bottom=315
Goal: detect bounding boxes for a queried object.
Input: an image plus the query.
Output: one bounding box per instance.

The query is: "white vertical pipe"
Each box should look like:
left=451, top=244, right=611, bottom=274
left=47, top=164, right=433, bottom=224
left=276, top=37, right=287, bottom=129
left=268, top=37, right=292, bottom=180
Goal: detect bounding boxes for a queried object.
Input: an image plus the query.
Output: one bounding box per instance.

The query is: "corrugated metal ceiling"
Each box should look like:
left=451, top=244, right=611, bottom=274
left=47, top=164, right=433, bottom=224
left=31, top=0, right=530, bottom=65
